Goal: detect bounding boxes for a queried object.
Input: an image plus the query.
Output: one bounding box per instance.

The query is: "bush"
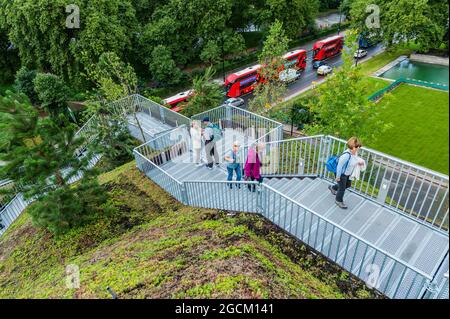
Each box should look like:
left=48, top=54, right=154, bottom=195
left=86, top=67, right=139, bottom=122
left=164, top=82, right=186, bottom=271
left=28, top=176, right=110, bottom=235
left=33, top=73, right=69, bottom=116
left=14, top=67, right=38, bottom=104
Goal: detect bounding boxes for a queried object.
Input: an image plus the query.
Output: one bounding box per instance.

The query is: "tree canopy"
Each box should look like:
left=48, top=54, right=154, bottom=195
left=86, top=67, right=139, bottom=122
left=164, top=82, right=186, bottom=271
left=304, top=30, right=391, bottom=141
left=349, top=0, right=449, bottom=51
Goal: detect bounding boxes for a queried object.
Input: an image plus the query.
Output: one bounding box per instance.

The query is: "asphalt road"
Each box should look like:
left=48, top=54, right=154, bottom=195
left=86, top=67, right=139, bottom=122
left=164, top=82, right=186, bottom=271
left=238, top=42, right=385, bottom=107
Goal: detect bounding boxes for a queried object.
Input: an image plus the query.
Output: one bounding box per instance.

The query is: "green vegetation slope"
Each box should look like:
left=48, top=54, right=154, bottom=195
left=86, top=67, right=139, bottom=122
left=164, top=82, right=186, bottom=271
left=0, top=162, right=377, bottom=299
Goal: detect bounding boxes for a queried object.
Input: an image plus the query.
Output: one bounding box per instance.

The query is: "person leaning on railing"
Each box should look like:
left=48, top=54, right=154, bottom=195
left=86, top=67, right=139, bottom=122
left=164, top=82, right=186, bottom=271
left=328, top=137, right=365, bottom=209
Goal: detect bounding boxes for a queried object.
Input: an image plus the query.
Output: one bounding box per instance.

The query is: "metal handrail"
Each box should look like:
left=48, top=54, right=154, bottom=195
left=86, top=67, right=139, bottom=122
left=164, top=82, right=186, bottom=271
left=134, top=94, right=191, bottom=124
left=134, top=150, right=182, bottom=185
left=133, top=125, right=187, bottom=152
left=262, top=183, right=433, bottom=280
left=327, top=136, right=449, bottom=181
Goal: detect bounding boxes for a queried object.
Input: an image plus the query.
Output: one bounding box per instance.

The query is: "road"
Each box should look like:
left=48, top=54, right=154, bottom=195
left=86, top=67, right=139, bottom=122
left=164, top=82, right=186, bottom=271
left=236, top=41, right=385, bottom=107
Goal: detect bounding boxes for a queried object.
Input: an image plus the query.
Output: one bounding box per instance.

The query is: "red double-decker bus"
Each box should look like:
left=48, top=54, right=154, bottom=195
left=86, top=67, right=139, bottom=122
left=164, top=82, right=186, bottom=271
left=163, top=89, right=194, bottom=112
left=283, top=49, right=307, bottom=70
left=225, top=64, right=262, bottom=98
left=312, top=35, right=344, bottom=61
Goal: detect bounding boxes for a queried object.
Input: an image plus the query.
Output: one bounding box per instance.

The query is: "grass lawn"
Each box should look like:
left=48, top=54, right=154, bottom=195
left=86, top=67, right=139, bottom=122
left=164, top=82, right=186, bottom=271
left=367, top=84, right=449, bottom=174
left=267, top=46, right=449, bottom=175
left=0, top=162, right=376, bottom=299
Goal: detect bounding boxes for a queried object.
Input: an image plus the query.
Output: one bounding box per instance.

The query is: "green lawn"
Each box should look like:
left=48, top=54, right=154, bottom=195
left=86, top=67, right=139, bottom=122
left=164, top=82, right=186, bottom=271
left=368, top=84, right=449, bottom=174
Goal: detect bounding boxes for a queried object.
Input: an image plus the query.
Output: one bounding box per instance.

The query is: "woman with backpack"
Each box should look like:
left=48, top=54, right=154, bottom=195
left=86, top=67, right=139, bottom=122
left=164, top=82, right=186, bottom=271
left=328, top=137, right=365, bottom=209
left=224, top=141, right=242, bottom=189
left=202, top=117, right=220, bottom=169
left=244, top=143, right=264, bottom=192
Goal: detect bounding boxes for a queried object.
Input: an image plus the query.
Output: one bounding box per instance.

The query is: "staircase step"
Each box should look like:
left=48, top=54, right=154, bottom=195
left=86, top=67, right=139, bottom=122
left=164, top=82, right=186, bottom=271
left=325, top=192, right=366, bottom=225
left=277, top=178, right=294, bottom=194
left=285, top=179, right=312, bottom=200
left=292, top=178, right=323, bottom=204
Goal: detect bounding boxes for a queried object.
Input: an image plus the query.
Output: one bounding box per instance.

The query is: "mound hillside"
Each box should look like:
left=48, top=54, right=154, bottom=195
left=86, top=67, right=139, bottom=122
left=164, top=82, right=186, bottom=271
left=0, top=162, right=378, bottom=299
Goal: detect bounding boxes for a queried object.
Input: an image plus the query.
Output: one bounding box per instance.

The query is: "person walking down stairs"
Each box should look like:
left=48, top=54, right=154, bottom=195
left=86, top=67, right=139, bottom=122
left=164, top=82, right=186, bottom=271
left=224, top=141, right=242, bottom=189
left=202, top=117, right=220, bottom=169
left=190, top=120, right=203, bottom=167
left=328, top=137, right=365, bottom=209
left=244, top=143, right=264, bottom=192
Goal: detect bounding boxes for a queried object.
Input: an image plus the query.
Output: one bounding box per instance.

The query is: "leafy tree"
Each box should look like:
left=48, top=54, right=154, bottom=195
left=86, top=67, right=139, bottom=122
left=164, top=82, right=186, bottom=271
left=249, top=20, right=289, bottom=113
left=0, top=92, right=107, bottom=234
left=14, top=67, right=39, bottom=104
left=304, top=30, right=391, bottom=141
left=33, top=73, right=70, bottom=118
left=139, top=0, right=238, bottom=67
left=201, top=32, right=246, bottom=65
left=85, top=99, right=136, bottom=172
left=0, top=28, right=19, bottom=85
left=149, top=45, right=182, bottom=85
left=259, top=0, right=319, bottom=38
left=200, top=41, right=222, bottom=66
left=349, top=0, right=448, bottom=51
left=182, top=67, right=223, bottom=118
left=319, top=0, right=342, bottom=10
left=88, top=52, right=138, bottom=101
left=0, top=0, right=137, bottom=80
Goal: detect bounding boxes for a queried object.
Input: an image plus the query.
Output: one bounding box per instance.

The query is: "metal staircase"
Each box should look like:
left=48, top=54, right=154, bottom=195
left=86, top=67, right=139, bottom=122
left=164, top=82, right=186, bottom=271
left=1, top=94, right=448, bottom=299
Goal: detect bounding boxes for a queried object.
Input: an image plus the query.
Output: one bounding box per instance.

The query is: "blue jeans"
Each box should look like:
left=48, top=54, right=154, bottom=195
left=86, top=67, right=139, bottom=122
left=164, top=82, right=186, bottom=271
left=227, top=164, right=242, bottom=188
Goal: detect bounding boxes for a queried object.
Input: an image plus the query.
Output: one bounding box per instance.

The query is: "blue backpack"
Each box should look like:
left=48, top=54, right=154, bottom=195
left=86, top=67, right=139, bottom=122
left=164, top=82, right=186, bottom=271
left=326, top=151, right=351, bottom=175
left=210, top=123, right=223, bottom=142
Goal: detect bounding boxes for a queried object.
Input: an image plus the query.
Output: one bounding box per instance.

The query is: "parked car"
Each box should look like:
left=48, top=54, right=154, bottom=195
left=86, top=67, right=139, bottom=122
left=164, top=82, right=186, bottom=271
left=317, top=65, right=333, bottom=75
left=224, top=97, right=245, bottom=108
left=354, top=49, right=368, bottom=59
left=279, top=68, right=302, bottom=84
left=312, top=60, right=327, bottom=69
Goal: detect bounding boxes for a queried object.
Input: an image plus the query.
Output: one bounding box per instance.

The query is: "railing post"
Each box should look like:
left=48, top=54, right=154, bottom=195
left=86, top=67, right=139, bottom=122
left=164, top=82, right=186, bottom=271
left=159, top=105, right=166, bottom=124
left=180, top=182, right=189, bottom=205
left=257, top=184, right=265, bottom=215
left=225, top=105, right=232, bottom=129
left=320, top=136, right=331, bottom=178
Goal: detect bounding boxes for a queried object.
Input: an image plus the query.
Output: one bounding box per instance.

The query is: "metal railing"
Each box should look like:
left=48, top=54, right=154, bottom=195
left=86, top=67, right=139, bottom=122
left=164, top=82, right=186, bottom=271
left=250, top=135, right=449, bottom=233
left=259, top=183, right=433, bottom=299
left=369, top=78, right=449, bottom=102
left=259, top=135, right=325, bottom=177
left=191, top=104, right=283, bottom=143
left=133, top=136, right=437, bottom=298
left=184, top=180, right=260, bottom=213
left=110, top=94, right=191, bottom=128
left=322, top=136, right=449, bottom=233
left=133, top=125, right=191, bottom=167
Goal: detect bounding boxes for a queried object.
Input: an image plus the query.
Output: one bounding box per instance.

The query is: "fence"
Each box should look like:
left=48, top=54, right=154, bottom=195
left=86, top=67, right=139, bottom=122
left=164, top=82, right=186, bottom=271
left=133, top=130, right=449, bottom=299
left=259, top=183, right=433, bottom=299
left=249, top=135, right=449, bottom=233
left=322, top=136, right=449, bottom=233
left=191, top=104, right=283, bottom=145
left=369, top=78, right=449, bottom=102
